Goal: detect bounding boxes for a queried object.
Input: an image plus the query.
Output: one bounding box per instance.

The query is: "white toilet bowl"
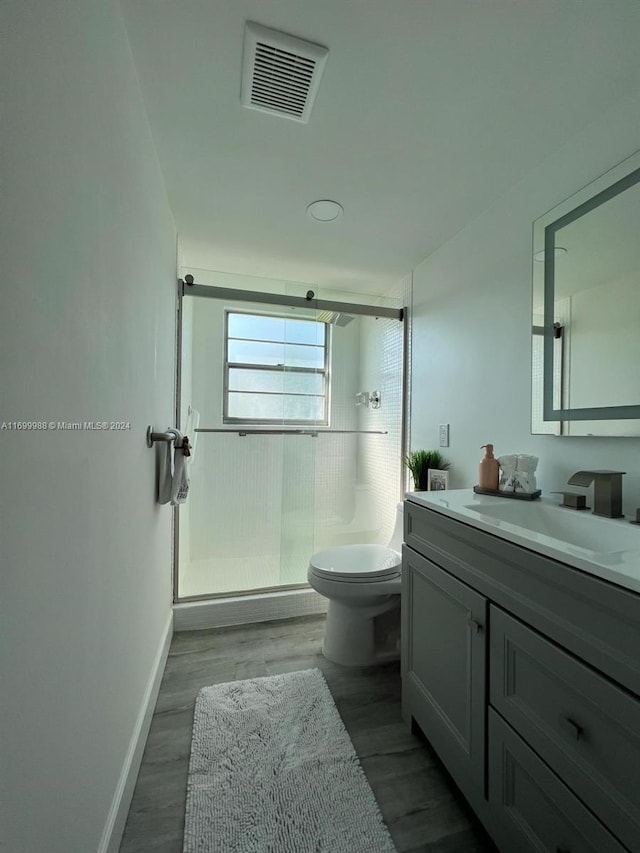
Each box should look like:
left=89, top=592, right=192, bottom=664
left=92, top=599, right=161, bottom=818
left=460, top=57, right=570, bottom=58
left=308, top=503, right=404, bottom=666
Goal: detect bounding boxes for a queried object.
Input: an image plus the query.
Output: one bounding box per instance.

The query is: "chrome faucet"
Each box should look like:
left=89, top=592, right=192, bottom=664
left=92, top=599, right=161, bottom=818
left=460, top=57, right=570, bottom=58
left=566, top=470, right=626, bottom=518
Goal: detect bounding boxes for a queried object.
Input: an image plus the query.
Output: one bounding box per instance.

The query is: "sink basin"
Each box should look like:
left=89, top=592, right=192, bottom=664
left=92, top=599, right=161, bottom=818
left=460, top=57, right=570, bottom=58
left=462, top=500, right=638, bottom=554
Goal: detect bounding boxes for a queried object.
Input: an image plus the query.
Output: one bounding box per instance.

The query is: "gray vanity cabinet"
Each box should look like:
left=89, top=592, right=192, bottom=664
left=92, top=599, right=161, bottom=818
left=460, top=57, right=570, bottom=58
left=402, top=498, right=640, bottom=853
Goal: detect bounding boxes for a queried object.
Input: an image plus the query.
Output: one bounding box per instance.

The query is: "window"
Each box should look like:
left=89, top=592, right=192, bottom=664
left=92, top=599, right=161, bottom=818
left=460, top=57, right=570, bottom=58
left=224, top=311, right=329, bottom=424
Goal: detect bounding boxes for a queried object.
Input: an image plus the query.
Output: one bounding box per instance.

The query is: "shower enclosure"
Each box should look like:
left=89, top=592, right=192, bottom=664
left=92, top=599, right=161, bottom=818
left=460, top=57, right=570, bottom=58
left=176, top=271, right=406, bottom=601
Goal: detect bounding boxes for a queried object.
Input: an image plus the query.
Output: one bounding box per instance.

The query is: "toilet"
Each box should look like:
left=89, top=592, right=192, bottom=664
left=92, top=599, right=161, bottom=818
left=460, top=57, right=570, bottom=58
left=307, top=503, right=404, bottom=666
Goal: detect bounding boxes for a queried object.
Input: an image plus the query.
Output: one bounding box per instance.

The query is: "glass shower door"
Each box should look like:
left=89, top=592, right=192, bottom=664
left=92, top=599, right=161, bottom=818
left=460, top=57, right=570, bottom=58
left=303, top=310, right=404, bottom=559
left=176, top=273, right=405, bottom=601
left=178, top=294, right=320, bottom=599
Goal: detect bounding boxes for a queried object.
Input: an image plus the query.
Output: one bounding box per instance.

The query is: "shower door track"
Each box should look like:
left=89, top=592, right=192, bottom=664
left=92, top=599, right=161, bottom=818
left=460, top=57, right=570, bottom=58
left=182, top=280, right=404, bottom=321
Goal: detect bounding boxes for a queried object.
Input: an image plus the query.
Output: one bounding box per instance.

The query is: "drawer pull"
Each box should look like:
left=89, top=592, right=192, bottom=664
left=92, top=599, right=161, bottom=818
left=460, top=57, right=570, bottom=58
left=467, top=618, right=483, bottom=633
left=558, top=714, right=583, bottom=741
left=556, top=847, right=571, bottom=853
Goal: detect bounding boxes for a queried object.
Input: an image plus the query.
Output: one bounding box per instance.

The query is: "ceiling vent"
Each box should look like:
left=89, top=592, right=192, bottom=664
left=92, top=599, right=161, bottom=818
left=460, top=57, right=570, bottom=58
left=241, top=22, right=328, bottom=123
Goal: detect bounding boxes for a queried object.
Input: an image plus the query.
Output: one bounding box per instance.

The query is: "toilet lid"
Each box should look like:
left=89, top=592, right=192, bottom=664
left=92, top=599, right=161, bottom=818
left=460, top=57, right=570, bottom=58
left=309, top=544, right=401, bottom=581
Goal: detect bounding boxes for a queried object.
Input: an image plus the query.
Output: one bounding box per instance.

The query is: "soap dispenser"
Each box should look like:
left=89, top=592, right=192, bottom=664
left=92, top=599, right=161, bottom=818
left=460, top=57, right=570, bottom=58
left=479, top=444, right=499, bottom=490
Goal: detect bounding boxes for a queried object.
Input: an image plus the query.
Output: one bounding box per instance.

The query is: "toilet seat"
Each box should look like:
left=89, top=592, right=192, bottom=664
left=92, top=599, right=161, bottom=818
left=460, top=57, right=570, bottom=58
left=309, top=544, right=401, bottom=583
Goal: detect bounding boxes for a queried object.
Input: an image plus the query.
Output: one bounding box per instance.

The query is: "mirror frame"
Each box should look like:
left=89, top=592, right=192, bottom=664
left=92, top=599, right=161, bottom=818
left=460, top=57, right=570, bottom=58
left=536, top=151, right=640, bottom=422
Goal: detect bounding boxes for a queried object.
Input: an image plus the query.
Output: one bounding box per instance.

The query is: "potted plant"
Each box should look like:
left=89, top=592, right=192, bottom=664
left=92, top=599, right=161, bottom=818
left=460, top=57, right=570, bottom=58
left=404, top=449, right=450, bottom=491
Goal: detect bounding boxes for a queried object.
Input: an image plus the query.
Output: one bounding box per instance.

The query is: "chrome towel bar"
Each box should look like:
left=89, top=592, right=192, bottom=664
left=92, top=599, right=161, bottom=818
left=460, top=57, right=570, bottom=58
left=146, top=426, right=184, bottom=448
left=194, top=428, right=388, bottom=436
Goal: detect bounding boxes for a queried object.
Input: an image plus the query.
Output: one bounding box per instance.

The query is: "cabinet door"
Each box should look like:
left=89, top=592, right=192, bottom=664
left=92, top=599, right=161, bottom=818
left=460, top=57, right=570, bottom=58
left=402, top=547, right=487, bottom=798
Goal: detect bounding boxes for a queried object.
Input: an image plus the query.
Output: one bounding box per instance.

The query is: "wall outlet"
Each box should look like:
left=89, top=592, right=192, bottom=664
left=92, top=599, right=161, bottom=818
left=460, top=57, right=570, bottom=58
left=439, top=423, right=450, bottom=447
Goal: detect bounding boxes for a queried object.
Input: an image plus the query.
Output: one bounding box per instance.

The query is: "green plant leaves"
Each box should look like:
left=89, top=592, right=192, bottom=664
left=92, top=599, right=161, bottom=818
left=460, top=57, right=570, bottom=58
left=404, top=449, right=450, bottom=490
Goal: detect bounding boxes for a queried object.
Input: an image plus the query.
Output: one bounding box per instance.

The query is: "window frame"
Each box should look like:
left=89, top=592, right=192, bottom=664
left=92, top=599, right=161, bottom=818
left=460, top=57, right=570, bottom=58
left=222, top=309, right=331, bottom=426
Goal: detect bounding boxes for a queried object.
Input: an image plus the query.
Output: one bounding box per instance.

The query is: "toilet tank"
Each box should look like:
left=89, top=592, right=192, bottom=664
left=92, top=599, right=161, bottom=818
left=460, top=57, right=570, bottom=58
left=388, top=502, right=404, bottom=553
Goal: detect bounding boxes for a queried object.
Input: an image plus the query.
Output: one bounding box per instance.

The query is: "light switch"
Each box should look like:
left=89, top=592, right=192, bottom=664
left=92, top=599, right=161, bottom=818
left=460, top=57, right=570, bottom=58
left=439, top=423, right=450, bottom=447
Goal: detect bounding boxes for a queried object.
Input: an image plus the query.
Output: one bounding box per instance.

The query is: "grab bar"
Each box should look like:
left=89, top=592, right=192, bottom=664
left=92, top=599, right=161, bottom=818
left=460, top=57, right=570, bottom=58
left=195, top=428, right=388, bottom=436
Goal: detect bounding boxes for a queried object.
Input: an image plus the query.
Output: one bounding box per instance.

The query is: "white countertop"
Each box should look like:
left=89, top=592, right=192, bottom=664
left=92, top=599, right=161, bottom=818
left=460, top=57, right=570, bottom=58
left=405, top=488, right=640, bottom=594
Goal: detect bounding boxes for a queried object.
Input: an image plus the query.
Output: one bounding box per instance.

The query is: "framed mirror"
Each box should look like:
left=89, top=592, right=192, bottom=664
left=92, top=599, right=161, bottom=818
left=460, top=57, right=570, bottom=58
left=531, top=150, right=640, bottom=436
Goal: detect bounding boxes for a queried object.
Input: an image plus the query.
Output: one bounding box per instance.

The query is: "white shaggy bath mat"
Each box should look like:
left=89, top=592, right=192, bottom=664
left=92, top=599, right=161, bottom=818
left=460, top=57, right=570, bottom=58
left=183, top=668, right=397, bottom=853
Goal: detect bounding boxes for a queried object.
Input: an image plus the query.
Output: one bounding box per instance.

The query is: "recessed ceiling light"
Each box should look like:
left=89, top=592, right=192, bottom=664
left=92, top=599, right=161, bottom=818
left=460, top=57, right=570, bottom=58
left=534, top=247, right=568, bottom=262
left=307, top=200, right=343, bottom=222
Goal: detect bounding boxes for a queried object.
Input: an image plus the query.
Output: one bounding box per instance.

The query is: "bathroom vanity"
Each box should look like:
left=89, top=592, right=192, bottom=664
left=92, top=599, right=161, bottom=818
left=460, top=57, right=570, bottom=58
left=401, top=490, right=640, bottom=853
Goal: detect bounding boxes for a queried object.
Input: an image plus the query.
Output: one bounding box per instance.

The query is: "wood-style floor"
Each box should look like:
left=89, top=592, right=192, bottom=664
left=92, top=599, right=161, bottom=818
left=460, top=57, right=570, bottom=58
left=119, top=615, right=496, bottom=853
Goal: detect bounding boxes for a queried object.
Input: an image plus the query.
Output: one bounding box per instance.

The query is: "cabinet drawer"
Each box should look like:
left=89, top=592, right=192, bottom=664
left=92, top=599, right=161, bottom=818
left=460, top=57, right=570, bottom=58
left=488, top=709, right=627, bottom=853
left=490, top=605, right=640, bottom=851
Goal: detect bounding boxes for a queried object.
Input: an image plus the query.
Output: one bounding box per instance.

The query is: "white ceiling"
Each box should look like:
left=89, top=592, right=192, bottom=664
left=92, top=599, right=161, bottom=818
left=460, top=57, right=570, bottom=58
left=121, top=0, right=640, bottom=295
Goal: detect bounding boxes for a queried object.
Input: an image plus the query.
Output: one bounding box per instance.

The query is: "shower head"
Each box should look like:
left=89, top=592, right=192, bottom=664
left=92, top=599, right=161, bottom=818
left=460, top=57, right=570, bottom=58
left=315, top=310, right=355, bottom=326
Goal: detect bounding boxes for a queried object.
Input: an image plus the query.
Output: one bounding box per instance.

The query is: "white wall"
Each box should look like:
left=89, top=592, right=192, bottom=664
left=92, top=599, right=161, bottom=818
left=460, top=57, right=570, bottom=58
left=0, top=2, right=176, bottom=851
left=410, top=91, right=640, bottom=514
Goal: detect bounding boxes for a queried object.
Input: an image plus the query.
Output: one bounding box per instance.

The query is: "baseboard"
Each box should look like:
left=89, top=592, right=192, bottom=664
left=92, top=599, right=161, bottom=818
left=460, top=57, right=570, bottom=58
left=173, top=587, right=328, bottom=631
left=98, top=609, right=174, bottom=853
